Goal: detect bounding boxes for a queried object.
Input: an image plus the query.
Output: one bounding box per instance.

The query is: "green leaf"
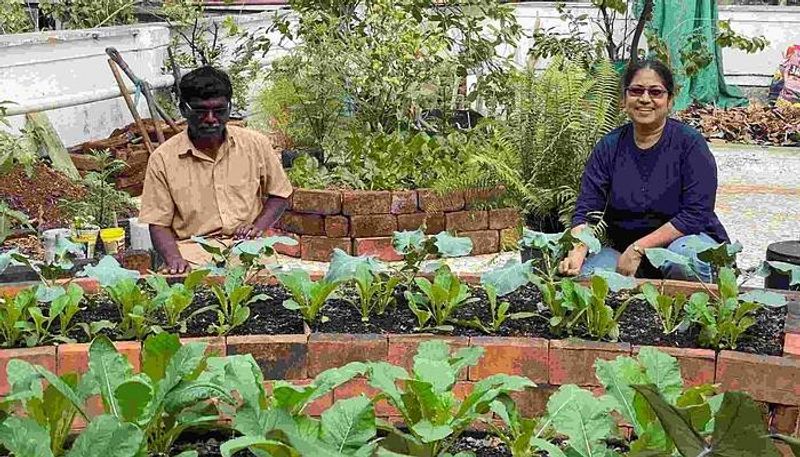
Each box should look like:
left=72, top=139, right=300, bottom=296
left=191, top=236, right=225, bottom=256
left=546, top=384, right=615, bottom=457
left=162, top=341, right=209, bottom=392
left=79, top=256, right=140, bottom=287
left=142, top=332, right=182, bottom=382
left=645, top=248, right=692, bottom=270
left=321, top=395, right=377, bottom=452
left=184, top=269, right=211, bottom=290
left=35, top=285, right=65, bottom=303
left=592, top=269, right=638, bottom=292
left=412, top=420, right=453, bottom=443
left=738, top=290, right=786, bottom=308
left=596, top=356, right=649, bottom=433
left=574, top=230, right=602, bottom=255
left=760, top=261, right=800, bottom=286
left=632, top=384, right=706, bottom=457
left=87, top=335, right=135, bottom=418
left=65, top=415, right=144, bottom=457
left=637, top=348, right=683, bottom=404
left=520, top=229, right=561, bottom=250
left=325, top=249, right=382, bottom=283
left=232, top=236, right=298, bottom=257
left=0, top=416, right=54, bottom=457
left=393, top=229, right=426, bottom=255
left=480, top=259, right=532, bottom=296
left=710, top=392, right=781, bottom=456
left=114, top=379, right=153, bottom=422
left=432, top=231, right=473, bottom=257
left=220, top=436, right=295, bottom=457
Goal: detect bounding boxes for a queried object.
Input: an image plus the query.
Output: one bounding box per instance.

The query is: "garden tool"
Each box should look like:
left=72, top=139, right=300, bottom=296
left=107, top=58, right=154, bottom=154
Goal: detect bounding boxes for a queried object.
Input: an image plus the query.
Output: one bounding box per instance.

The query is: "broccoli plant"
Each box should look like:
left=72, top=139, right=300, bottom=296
left=392, top=228, right=474, bottom=285
left=146, top=269, right=213, bottom=332
left=404, top=264, right=478, bottom=332
left=192, top=235, right=298, bottom=280
left=463, top=260, right=538, bottom=333
left=324, top=249, right=398, bottom=321
left=276, top=268, right=340, bottom=325
left=208, top=266, right=268, bottom=336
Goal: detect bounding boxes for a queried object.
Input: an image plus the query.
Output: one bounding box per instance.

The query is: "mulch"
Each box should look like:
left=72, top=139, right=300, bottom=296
left=0, top=162, right=86, bottom=230
left=676, top=103, right=800, bottom=146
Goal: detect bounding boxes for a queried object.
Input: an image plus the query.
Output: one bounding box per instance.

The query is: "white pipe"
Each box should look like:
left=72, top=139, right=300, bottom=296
left=4, top=73, right=177, bottom=116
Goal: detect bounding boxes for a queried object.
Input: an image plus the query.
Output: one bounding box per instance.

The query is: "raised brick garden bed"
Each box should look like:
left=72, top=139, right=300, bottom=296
left=272, top=187, right=520, bottom=261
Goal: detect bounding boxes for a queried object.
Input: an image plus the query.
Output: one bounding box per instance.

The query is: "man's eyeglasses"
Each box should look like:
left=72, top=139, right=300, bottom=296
left=626, top=86, right=668, bottom=99
left=181, top=101, right=231, bottom=118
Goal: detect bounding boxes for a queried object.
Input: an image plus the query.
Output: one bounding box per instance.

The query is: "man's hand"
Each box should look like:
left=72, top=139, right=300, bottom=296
left=616, top=245, right=643, bottom=277
left=164, top=255, right=191, bottom=275
left=559, top=246, right=588, bottom=277
left=234, top=223, right=266, bottom=240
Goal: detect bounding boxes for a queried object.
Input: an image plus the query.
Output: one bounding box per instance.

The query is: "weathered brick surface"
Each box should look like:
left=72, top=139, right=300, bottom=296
left=464, top=187, right=505, bottom=208
left=300, top=236, right=351, bottom=262
left=771, top=405, right=800, bottom=435
left=716, top=350, right=800, bottom=405
left=489, top=208, right=522, bottom=230
left=342, top=191, right=392, bottom=215
left=324, top=216, right=350, bottom=238
left=0, top=346, right=56, bottom=394
left=549, top=339, right=631, bottom=386
left=387, top=334, right=470, bottom=380
left=279, top=212, right=325, bottom=235
left=418, top=189, right=465, bottom=213
left=508, top=385, right=558, bottom=417
left=227, top=335, right=308, bottom=380
left=353, top=237, right=404, bottom=262
left=459, top=230, right=499, bottom=255
left=469, top=337, right=549, bottom=384
left=446, top=210, right=489, bottom=232
left=390, top=191, right=419, bottom=214
left=784, top=333, right=800, bottom=360
left=265, top=228, right=301, bottom=257
left=291, top=189, right=342, bottom=215
left=308, top=334, right=388, bottom=377
left=122, top=249, right=152, bottom=274
left=350, top=214, right=398, bottom=238
left=334, top=378, right=397, bottom=416
left=632, top=346, right=716, bottom=387
left=56, top=342, right=140, bottom=377
left=396, top=212, right=445, bottom=234
left=181, top=337, right=227, bottom=357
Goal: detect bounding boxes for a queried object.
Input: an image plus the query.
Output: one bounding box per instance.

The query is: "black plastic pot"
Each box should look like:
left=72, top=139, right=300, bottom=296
left=764, top=240, right=800, bottom=291
left=520, top=210, right=566, bottom=263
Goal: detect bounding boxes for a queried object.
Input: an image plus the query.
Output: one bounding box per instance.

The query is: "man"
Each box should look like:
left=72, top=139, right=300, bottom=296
left=139, top=66, right=292, bottom=274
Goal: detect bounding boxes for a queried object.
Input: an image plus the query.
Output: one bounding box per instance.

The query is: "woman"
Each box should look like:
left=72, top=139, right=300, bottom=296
left=559, top=59, right=729, bottom=283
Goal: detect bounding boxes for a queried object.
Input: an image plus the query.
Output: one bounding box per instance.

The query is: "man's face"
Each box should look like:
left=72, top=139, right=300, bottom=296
left=181, top=96, right=231, bottom=140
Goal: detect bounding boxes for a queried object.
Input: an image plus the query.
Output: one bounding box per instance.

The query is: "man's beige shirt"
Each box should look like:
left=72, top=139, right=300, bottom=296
left=138, top=125, right=293, bottom=245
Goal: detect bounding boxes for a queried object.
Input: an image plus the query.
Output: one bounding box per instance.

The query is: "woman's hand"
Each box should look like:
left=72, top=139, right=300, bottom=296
left=559, top=245, right=588, bottom=277
left=616, top=245, right=643, bottom=276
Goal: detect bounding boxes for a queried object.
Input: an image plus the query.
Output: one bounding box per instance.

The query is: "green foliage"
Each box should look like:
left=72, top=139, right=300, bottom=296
left=559, top=275, right=637, bottom=341
left=0, top=200, right=32, bottom=245
left=0, top=104, right=38, bottom=178
left=325, top=249, right=396, bottom=320
left=487, top=395, right=563, bottom=457
left=146, top=269, right=214, bottom=332
left=192, top=235, right=296, bottom=279
left=529, top=4, right=606, bottom=68
left=58, top=150, right=136, bottom=228
left=392, top=229, right=473, bottom=285
left=0, top=0, right=35, bottom=34
left=365, top=340, right=534, bottom=456
left=39, top=0, right=136, bottom=30
left=208, top=266, right=267, bottom=336
left=543, top=384, right=618, bottom=457
left=641, top=282, right=688, bottom=334
left=277, top=268, right=340, bottom=325
left=404, top=265, right=477, bottom=332
left=461, top=283, right=536, bottom=335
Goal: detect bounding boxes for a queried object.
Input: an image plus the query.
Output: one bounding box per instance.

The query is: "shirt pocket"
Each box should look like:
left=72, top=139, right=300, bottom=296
left=169, top=182, right=200, bottom=220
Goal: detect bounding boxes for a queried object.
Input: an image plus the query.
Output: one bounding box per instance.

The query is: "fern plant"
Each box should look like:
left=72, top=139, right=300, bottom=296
left=445, top=57, right=623, bottom=228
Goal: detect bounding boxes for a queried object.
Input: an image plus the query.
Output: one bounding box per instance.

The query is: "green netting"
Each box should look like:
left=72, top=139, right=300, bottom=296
left=642, top=0, right=749, bottom=110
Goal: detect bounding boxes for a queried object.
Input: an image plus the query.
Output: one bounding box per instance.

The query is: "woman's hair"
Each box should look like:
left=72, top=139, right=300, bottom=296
left=179, top=66, right=233, bottom=103
left=622, top=59, right=675, bottom=97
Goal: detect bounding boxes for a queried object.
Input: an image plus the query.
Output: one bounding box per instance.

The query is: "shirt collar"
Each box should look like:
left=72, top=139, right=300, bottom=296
left=177, top=127, right=236, bottom=161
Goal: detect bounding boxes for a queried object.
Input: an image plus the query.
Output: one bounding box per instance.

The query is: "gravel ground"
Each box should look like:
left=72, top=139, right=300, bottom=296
left=271, top=144, right=799, bottom=286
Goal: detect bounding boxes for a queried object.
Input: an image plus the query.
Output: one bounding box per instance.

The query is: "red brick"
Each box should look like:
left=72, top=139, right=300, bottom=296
left=308, top=334, right=387, bottom=377
left=56, top=342, right=140, bottom=377
left=489, top=208, right=522, bottom=230
left=291, top=189, right=342, bottom=215
left=784, top=333, right=800, bottom=360
left=265, top=228, right=301, bottom=257
left=469, top=337, right=548, bottom=383
left=396, top=212, right=445, bottom=234
left=459, top=230, right=499, bottom=255
left=300, top=236, right=351, bottom=262
left=350, top=214, right=398, bottom=238
left=508, top=385, right=558, bottom=417
left=716, top=351, right=800, bottom=405
left=180, top=337, right=227, bottom=357
left=122, top=249, right=151, bottom=274
left=387, top=334, right=470, bottom=380
left=632, top=346, right=716, bottom=387
left=0, top=346, right=56, bottom=394
left=227, top=335, right=308, bottom=380
left=342, top=191, right=392, bottom=215
left=390, top=191, right=418, bottom=214
left=464, top=187, right=506, bottom=209
left=454, top=381, right=474, bottom=401
left=334, top=378, right=397, bottom=416
left=446, top=210, right=489, bottom=232
left=324, top=216, right=350, bottom=238
left=70, top=153, right=103, bottom=171
left=771, top=405, right=800, bottom=435
left=549, top=339, right=631, bottom=386
left=418, top=189, right=465, bottom=213
left=353, top=237, right=404, bottom=262
left=279, top=212, right=325, bottom=235
left=500, top=228, right=522, bottom=251
left=265, top=379, right=332, bottom=417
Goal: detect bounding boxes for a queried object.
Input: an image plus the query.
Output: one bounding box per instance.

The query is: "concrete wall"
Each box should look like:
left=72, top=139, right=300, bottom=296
left=0, top=2, right=798, bottom=145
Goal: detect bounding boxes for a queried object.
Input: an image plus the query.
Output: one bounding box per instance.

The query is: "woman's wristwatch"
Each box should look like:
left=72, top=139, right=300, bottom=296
left=631, top=243, right=646, bottom=257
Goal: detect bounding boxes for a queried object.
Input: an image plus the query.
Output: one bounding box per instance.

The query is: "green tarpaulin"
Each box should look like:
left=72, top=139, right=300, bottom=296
left=642, top=0, right=748, bottom=110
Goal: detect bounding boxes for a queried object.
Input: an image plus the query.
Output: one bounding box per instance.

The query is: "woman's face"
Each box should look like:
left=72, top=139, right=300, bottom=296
left=623, top=68, right=673, bottom=129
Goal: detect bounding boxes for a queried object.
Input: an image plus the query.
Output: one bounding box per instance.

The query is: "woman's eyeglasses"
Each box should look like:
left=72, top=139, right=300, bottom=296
left=626, top=86, right=668, bottom=99
left=181, top=101, right=231, bottom=118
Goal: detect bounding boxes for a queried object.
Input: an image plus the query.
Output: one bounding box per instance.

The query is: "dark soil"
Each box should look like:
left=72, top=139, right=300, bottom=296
left=53, top=282, right=787, bottom=356
left=0, top=163, right=86, bottom=230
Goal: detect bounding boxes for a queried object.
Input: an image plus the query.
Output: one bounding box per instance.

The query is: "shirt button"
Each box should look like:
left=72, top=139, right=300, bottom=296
left=641, top=187, right=645, bottom=192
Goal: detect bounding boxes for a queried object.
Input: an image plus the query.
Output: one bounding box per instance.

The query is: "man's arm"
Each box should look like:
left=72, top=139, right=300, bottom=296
left=149, top=225, right=190, bottom=274
left=234, top=195, right=290, bottom=239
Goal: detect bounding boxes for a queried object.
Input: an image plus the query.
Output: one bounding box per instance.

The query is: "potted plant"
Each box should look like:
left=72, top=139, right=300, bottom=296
left=71, top=214, right=100, bottom=258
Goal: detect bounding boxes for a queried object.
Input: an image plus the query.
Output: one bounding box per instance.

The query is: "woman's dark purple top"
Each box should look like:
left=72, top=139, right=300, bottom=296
left=572, top=118, right=729, bottom=251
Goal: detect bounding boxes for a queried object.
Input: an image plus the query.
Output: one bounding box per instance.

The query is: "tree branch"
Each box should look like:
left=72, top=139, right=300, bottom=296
left=628, top=0, right=654, bottom=65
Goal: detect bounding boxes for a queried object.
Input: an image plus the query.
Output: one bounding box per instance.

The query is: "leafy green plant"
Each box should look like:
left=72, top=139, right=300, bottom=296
left=326, top=250, right=399, bottom=322
left=364, top=340, right=534, bottom=457
left=486, top=395, right=563, bottom=457
left=192, top=235, right=298, bottom=279
left=541, top=384, right=618, bottom=457
left=462, top=283, right=536, bottom=335
left=17, top=282, right=84, bottom=347
left=640, top=282, right=688, bottom=334
left=392, top=229, right=473, bottom=285
left=208, top=266, right=267, bottom=336
left=277, top=268, right=340, bottom=325
left=0, top=199, right=32, bottom=244
left=461, top=261, right=537, bottom=334
left=558, top=274, right=638, bottom=341
left=39, top=0, right=136, bottom=29
left=146, top=269, right=213, bottom=332
left=404, top=265, right=477, bottom=332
